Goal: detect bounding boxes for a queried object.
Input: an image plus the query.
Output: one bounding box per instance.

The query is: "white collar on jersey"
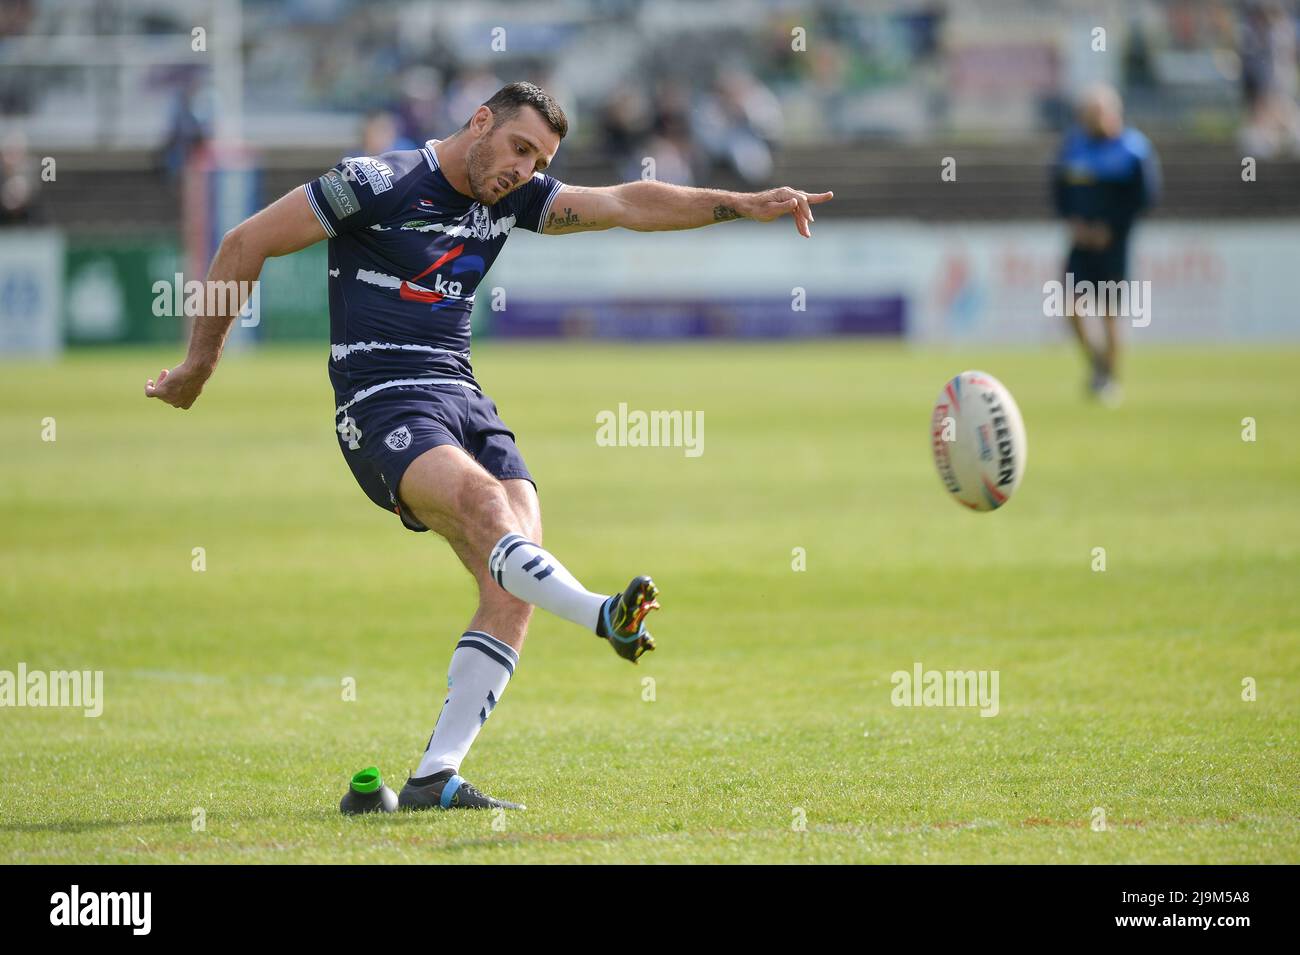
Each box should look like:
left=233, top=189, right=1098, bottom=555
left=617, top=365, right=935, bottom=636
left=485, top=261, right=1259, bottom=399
left=424, top=139, right=442, bottom=171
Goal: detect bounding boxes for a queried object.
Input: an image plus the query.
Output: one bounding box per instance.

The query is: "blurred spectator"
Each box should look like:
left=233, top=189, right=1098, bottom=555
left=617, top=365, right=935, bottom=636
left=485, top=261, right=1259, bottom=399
left=0, top=129, right=40, bottom=226
left=0, top=0, right=37, bottom=113
left=362, top=110, right=417, bottom=155
left=596, top=80, right=696, bottom=184
left=444, top=68, right=504, bottom=129
left=1238, top=0, right=1300, bottom=157
left=160, top=70, right=208, bottom=181
left=398, top=67, right=449, bottom=143
left=5, top=0, right=1297, bottom=155
left=598, top=83, right=653, bottom=170
left=691, top=66, right=783, bottom=184
left=0, top=0, right=32, bottom=35
left=645, top=79, right=697, bottom=185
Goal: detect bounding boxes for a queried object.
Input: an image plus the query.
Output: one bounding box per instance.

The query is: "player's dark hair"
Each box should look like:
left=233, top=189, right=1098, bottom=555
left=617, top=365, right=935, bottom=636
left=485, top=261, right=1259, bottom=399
left=468, top=82, right=568, bottom=139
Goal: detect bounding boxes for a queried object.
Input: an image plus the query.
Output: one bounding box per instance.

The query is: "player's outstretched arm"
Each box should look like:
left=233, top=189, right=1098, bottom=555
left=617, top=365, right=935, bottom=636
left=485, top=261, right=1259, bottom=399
left=541, top=182, right=833, bottom=239
left=144, top=187, right=328, bottom=410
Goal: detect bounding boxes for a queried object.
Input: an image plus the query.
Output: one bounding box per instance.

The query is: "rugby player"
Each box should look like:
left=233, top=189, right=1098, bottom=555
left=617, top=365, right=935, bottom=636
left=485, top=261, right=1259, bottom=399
left=1052, top=84, right=1161, bottom=405
left=145, top=82, right=832, bottom=810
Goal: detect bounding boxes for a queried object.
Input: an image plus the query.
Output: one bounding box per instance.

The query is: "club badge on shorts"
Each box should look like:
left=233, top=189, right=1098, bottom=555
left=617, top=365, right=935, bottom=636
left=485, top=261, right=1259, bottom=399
left=384, top=425, right=413, bottom=451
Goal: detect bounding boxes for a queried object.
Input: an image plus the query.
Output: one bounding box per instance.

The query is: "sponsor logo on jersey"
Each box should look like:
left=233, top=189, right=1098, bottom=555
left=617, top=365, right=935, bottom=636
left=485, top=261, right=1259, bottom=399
left=319, top=168, right=359, bottom=219
left=343, top=156, right=394, bottom=194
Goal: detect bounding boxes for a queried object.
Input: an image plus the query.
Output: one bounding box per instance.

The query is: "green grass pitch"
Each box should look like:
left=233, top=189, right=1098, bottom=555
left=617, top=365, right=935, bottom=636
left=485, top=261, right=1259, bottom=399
left=1, top=341, right=1296, bottom=863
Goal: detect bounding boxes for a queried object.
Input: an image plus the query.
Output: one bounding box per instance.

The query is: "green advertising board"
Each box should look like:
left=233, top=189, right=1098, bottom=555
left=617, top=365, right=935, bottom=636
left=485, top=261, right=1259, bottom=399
left=63, top=235, right=183, bottom=345
left=63, top=235, right=329, bottom=345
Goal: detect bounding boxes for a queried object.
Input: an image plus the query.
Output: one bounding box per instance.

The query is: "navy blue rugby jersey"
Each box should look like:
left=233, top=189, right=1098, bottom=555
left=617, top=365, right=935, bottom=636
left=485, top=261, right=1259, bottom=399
left=1052, top=126, right=1160, bottom=240
left=302, top=140, right=564, bottom=415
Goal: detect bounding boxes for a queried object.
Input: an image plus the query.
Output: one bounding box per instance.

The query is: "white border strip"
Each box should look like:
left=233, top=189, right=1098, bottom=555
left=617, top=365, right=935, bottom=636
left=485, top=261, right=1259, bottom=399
left=303, top=183, right=336, bottom=238
left=537, top=180, right=564, bottom=234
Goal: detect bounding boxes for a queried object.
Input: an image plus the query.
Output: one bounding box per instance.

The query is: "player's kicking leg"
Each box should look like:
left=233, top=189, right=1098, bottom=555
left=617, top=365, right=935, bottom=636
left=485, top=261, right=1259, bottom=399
left=400, top=445, right=659, bottom=661
left=394, top=446, right=658, bottom=810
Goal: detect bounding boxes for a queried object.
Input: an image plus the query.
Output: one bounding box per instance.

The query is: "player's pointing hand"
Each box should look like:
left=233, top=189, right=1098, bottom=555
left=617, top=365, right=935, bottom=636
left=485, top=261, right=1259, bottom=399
left=743, top=187, right=834, bottom=238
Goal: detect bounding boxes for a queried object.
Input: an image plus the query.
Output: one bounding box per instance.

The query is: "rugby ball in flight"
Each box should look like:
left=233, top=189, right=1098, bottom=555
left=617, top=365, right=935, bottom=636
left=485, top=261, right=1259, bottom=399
left=930, top=370, right=1027, bottom=512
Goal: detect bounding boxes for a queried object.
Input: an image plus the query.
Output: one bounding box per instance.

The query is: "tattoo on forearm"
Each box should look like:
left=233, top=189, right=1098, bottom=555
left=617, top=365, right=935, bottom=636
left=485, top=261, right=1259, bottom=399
left=546, top=206, right=583, bottom=231
left=713, top=205, right=742, bottom=222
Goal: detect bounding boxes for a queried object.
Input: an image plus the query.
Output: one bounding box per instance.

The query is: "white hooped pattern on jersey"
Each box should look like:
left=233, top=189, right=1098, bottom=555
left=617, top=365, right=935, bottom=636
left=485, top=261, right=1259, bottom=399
left=330, top=341, right=472, bottom=363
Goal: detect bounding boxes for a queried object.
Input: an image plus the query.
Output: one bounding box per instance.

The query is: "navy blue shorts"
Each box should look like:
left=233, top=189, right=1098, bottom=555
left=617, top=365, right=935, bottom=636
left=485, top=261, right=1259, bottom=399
left=1066, top=244, right=1129, bottom=286
left=335, top=383, right=535, bottom=533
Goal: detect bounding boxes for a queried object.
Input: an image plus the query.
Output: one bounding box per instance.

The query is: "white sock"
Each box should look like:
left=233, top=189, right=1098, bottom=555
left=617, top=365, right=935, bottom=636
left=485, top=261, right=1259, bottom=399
left=413, top=630, right=517, bottom=778
left=488, top=533, right=608, bottom=633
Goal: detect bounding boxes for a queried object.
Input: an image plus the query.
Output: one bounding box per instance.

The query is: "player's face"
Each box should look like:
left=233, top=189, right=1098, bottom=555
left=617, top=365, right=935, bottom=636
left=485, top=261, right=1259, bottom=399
left=465, top=108, right=560, bottom=204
